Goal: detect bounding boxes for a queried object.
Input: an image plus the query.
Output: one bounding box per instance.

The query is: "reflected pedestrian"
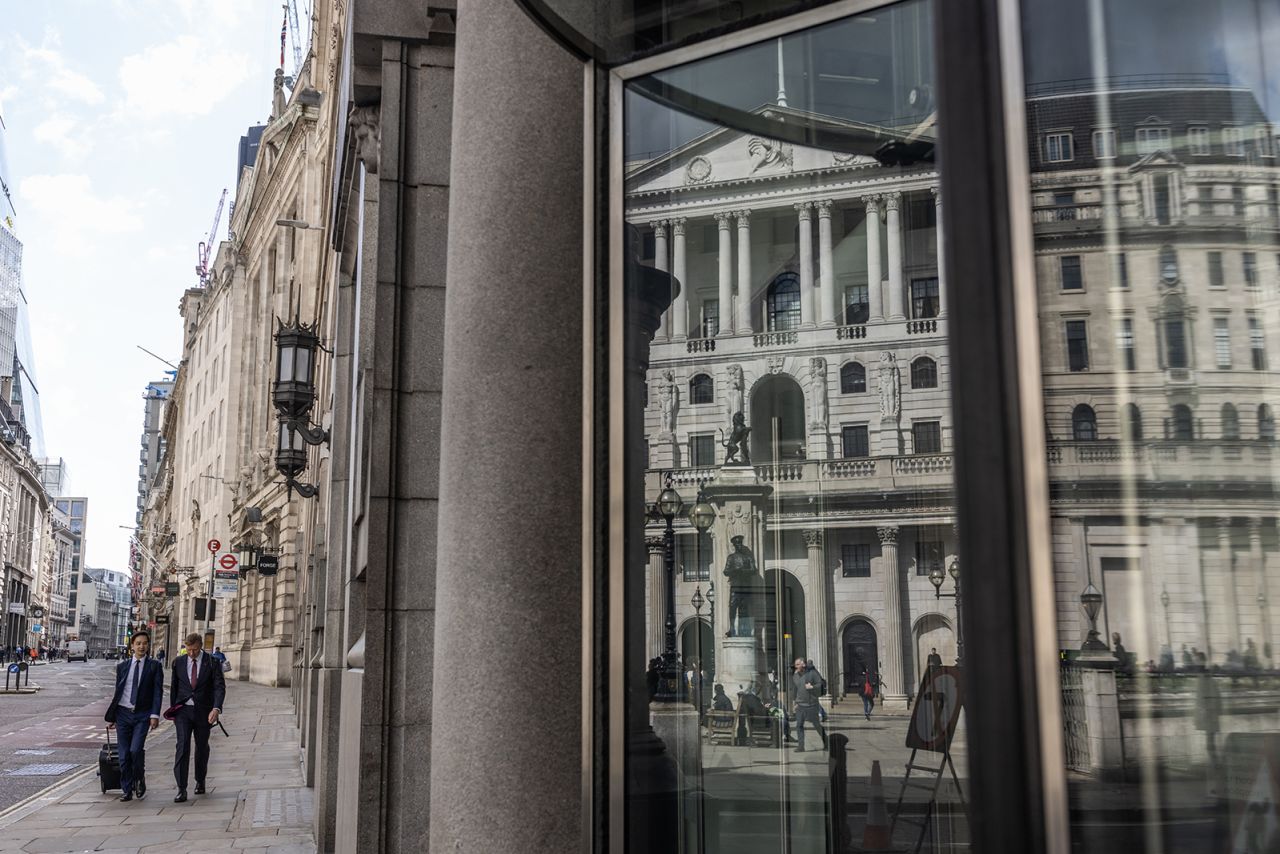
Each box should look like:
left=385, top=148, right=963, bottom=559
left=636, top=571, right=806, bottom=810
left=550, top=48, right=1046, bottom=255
left=860, top=667, right=876, bottom=720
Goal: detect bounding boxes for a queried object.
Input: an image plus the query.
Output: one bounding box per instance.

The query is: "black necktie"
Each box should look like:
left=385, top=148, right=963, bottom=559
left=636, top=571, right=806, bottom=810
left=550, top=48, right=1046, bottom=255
left=128, top=660, right=140, bottom=706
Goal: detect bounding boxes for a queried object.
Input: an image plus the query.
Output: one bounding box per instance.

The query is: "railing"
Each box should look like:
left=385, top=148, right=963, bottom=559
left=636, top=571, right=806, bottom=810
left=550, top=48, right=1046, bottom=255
left=1060, top=663, right=1089, bottom=771
left=836, top=325, right=866, bottom=340
left=1032, top=203, right=1105, bottom=224
left=752, top=331, right=798, bottom=347
left=754, top=463, right=805, bottom=482
left=660, top=453, right=952, bottom=490
left=906, top=319, right=938, bottom=335
left=1046, top=440, right=1278, bottom=481
left=686, top=337, right=716, bottom=353
left=823, top=459, right=878, bottom=478
left=666, top=466, right=719, bottom=487
left=893, top=454, right=952, bottom=475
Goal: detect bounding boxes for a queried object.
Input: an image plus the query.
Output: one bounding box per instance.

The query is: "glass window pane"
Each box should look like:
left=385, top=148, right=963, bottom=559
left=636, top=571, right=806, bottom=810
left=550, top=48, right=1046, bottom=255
left=623, top=5, right=964, bottom=852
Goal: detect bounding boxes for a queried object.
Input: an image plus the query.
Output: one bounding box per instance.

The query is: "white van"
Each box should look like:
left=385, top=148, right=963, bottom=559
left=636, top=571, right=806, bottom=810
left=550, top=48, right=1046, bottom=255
left=67, top=640, right=87, bottom=662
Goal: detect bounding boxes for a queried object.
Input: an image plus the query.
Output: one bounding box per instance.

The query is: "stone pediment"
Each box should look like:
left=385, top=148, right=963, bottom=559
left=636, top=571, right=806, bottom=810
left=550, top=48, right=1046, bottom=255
left=1128, top=150, right=1184, bottom=171
left=626, top=107, right=880, bottom=196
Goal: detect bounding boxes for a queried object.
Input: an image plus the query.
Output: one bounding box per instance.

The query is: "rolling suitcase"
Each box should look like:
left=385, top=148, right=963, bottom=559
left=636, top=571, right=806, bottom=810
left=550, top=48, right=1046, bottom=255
left=98, top=727, right=120, bottom=793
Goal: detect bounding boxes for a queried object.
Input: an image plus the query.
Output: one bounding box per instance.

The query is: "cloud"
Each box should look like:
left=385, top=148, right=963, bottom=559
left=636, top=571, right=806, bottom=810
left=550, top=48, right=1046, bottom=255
left=16, top=174, right=143, bottom=247
left=119, top=36, right=251, bottom=119
left=31, top=113, right=90, bottom=161
left=19, top=43, right=105, bottom=106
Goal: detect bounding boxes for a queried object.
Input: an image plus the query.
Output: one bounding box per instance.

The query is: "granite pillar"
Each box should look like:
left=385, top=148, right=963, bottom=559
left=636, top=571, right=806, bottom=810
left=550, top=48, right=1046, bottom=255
left=715, top=212, right=734, bottom=335
left=885, top=193, right=906, bottom=321
left=671, top=218, right=688, bottom=340
left=817, top=200, right=837, bottom=326
left=803, top=529, right=829, bottom=679
left=878, top=525, right=907, bottom=709
left=865, top=195, right=883, bottom=322
left=735, top=210, right=753, bottom=334
left=796, top=202, right=815, bottom=327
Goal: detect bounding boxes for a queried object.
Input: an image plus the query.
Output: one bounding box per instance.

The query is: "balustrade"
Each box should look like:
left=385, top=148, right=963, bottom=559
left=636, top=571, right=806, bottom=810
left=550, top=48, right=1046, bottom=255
left=836, top=325, right=866, bottom=340
left=686, top=337, right=716, bottom=353
left=752, top=331, right=799, bottom=347
left=906, top=319, right=938, bottom=334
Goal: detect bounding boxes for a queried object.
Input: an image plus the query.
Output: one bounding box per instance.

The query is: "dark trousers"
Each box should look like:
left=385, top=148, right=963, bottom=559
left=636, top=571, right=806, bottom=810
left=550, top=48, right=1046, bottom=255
left=173, top=706, right=211, bottom=791
left=794, top=704, right=827, bottom=749
left=116, top=708, right=150, bottom=794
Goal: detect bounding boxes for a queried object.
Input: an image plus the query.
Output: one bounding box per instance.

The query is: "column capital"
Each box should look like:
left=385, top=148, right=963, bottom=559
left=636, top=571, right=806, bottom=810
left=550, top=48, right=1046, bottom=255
left=793, top=201, right=814, bottom=217
left=802, top=529, right=823, bottom=549
left=649, top=220, right=669, bottom=236
left=646, top=536, right=666, bottom=554
left=714, top=211, right=733, bottom=226
left=816, top=199, right=833, bottom=218
left=734, top=209, right=752, bottom=224
left=1248, top=517, right=1265, bottom=536
left=864, top=194, right=882, bottom=212
left=883, top=192, right=902, bottom=212
left=671, top=217, right=687, bottom=236
left=1218, top=516, right=1235, bottom=533
left=877, top=525, right=899, bottom=545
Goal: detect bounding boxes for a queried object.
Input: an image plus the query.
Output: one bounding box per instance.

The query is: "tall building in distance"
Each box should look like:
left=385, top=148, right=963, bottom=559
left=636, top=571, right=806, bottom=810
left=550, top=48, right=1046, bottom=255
left=136, top=377, right=174, bottom=526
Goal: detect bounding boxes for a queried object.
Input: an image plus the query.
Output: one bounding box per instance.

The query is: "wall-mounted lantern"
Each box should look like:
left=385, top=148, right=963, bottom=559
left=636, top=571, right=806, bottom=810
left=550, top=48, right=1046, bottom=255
left=272, top=315, right=330, bottom=498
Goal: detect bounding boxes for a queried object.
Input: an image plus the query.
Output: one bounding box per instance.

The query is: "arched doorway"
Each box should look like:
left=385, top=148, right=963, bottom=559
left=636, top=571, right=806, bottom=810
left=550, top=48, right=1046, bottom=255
left=842, top=618, right=878, bottom=696
left=761, top=569, right=806, bottom=680
left=678, top=617, right=714, bottom=679
left=751, top=374, right=806, bottom=463
left=913, top=613, right=955, bottom=685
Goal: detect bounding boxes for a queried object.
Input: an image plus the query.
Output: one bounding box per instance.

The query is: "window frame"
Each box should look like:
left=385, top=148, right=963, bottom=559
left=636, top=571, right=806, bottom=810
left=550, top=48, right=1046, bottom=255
left=911, top=419, right=942, bottom=454
left=688, top=432, right=716, bottom=467
left=1187, top=124, right=1211, bottom=155
left=1065, top=319, right=1089, bottom=372
left=840, top=424, right=869, bottom=459
left=1059, top=254, right=1083, bottom=291
left=1044, top=131, right=1074, bottom=163
left=688, top=373, right=714, bottom=405
left=1223, top=126, right=1245, bottom=157
left=1091, top=128, right=1115, bottom=160
left=841, top=543, right=871, bottom=579
left=910, top=356, right=939, bottom=389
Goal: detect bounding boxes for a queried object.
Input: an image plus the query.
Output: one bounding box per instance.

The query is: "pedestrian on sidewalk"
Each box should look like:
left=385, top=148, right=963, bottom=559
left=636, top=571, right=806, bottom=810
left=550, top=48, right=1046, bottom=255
left=791, top=657, right=827, bottom=753
left=168, top=632, right=226, bottom=803
left=105, top=630, right=162, bottom=802
left=859, top=667, right=876, bottom=720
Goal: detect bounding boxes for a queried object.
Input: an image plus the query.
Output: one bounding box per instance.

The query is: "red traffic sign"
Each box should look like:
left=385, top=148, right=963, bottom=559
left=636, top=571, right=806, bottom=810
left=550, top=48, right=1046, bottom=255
left=218, top=553, right=238, bottom=571
left=207, top=539, right=221, bottom=553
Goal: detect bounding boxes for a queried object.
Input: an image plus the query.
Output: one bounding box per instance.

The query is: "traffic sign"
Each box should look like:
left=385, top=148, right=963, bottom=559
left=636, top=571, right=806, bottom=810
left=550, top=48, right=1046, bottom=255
left=30, top=624, right=41, bottom=634
left=6, top=664, right=16, bottom=674
left=257, top=554, right=279, bottom=576
left=207, top=539, right=221, bottom=553
left=219, top=553, right=238, bottom=571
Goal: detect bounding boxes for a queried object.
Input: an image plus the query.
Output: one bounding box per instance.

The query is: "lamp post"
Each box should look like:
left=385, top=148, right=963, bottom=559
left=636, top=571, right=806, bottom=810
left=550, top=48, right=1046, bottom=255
left=927, top=557, right=964, bottom=665
left=691, top=585, right=705, bottom=709
left=1080, top=582, right=1107, bottom=651
left=1160, top=586, right=1172, bottom=651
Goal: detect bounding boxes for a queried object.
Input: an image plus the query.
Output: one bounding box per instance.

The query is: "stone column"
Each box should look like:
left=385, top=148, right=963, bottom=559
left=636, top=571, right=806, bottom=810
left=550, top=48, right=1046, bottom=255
left=1250, top=518, right=1271, bottom=660
left=817, top=200, right=837, bottom=326
left=671, top=218, right=688, bottom=340
left=885, top=193, right=906, bottom=321
left=1219, top=518, right=1240, bottom=656
left=932, top=187, right=947, bottom=316
left=715, top=213, right=734, bottom=336
left=865, top=196, right=883, bottom=321
left=647, top=536, right=667, bottom=661
left=652, top=220, right=670, bottom=340
left=803, top=529, right=829, bottom=680
left=735, top=210, right=753, bottom=335
left=878, top=525, right=907, bottom=709
left=796, top=202, right=816, bottom=327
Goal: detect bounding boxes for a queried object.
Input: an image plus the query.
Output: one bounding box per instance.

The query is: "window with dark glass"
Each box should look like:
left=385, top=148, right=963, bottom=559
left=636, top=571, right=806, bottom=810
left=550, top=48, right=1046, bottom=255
left=1208, top=251, right=1224, bottom=288
left=910, top=357, right=938, bottom=389
left=915, top=539, right=944, bottom=577
left=1113, top=252, right=1128, bottom=288
left=700, top=299, right=719, bottom=337
left=1117, top=318, right=1136, bottom=371
left=766, top=273, right=801, bottom=331
left=1153, top=174, right=1172, bottom=224
left=1250, top=316, right=1267, bottom=369
left=1092, top=128, right=1116, bottom=159
left=911, top=277, right=939, bottom=318
left=1244, top=252, right=1259, bottom=288
left=1045, top=131, right=1073, bottom=162
left=689, top=433, right=715, bottom=467
left=1260, top=404, right=1276, bottom=441
left=841, top=424, right=869, bottom=458
left=1188, top=125, right=1211, bottom=155
left=1170, top=404, right=1195, bottom=440
left=1071, top=404, right=1097, bottom=441
left=1123, top=403, right=1143, bottom=441
left=1222, top=403, right=1240, bottom=440
left=1164, top=318, right=1189, bottom=369
left=1233, top=186, right=1246, bottom=216
left=912, top=420, right=941, bottom=454
left=1060, top=255, right=1083, bottom=290
left=680, top=534, right=712, bottom=582
left=841, top=543, right=871, bottom=578
left=1159, top=245, right=1179, bottom=283
left=689, top=374, right=714, bottom=404
left=1066, top=320, right=1089, bottom=371
left=1215, top=317, right=1233, bottom=368
left=840, top=362, right=866, bottom=394
left=845, top=284, right=869, bottom=325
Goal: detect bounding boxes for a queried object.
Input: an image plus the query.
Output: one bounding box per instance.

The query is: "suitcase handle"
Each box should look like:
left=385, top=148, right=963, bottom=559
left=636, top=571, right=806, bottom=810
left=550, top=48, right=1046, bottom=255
left=104, top=725, right=113, bottom=748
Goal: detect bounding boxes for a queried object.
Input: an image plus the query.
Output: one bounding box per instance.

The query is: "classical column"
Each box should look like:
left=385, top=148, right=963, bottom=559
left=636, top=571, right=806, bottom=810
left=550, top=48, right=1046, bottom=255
left=865, top=196, right=883, bottom=321
left=647, top=536, right=667, bottom=661
left=1220, top=518, right=1240, bottom=656
left=1250, top=518, right=1271, bottom=661
left=885, top=193, right=906, bottom=321
left=932, top=187, right=947, bottom=316
left=735, top=210, right=753, bottom=334
left=671, top=218, right=688, bottom=340
left=652, top=220, right=670, bottom=339
left=796, top=202, right=816, bottom=327
left=803, top=529, right=829, bottom=680
left=878, top=525, right=906, bottom=708
left=817, top=200, right=837, bottom=326
left=715, top=212, right=734, bottom=336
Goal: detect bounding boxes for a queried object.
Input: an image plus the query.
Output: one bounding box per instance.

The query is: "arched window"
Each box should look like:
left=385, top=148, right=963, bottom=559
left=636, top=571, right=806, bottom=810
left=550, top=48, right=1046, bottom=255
left=1171, top=404, right=1194, bottom=440
left=1072, top=404, right=1097, bottom=441
left=910, top=357, right=938, bottom=389
left=767, top=274, right=801, bottom=332
left=1260, top=404, right=1276, bottom=441
left=1221, top=403, right=1240, bottom=440
left=689, top=374, right=714, bottom=405
left=1122, top=403, right=1143, bottom=441
left=840, top=362, right=866, bottom=394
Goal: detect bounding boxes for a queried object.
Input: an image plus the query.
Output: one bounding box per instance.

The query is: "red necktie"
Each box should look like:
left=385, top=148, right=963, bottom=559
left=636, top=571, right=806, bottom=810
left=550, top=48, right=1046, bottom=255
left=190, top=656, right=198, bottom=692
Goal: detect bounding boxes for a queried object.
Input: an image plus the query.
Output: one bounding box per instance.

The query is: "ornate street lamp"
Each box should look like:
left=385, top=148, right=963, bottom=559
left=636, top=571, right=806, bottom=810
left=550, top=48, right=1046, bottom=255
left=234, top=541, right=258, bottom=578
left=272, top=316, right=330, bottom=499
left=275, top=423, right=320, bottom=498
left=648, top=473, right=690, bottom=702
left=928, top=558, right=964, bottom=665
left=1080, top=582, right=1107, bottom=651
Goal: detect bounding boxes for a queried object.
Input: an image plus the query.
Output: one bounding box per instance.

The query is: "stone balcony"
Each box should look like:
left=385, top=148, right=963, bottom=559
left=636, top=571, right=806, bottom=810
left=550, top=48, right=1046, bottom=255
left=651, top=453, right=955, bottom=496
left=670, top=316, right=947, bottom=361
left=1046, top=440, right=1278, bottom=485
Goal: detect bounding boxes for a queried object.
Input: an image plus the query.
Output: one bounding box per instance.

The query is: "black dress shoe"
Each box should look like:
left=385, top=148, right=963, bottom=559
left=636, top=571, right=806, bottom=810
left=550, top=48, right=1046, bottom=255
left=174, top=791, right=187, bottom=803
left=118, top=792, right=133, bottom=802
left=194, top=783, right=206, bottom=795
left=136, top=779, right=146, bottom=799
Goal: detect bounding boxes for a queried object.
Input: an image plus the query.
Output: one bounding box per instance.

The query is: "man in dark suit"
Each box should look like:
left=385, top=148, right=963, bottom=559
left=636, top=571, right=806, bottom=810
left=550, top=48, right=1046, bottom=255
left=169, top=633, right=225, bottom=802
left=106, top=630, right=163, bottom=802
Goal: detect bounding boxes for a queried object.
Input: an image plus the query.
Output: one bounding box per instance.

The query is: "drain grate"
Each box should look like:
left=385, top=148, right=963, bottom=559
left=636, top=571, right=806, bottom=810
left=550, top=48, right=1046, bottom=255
left=7, top=763, right=78, bottom=776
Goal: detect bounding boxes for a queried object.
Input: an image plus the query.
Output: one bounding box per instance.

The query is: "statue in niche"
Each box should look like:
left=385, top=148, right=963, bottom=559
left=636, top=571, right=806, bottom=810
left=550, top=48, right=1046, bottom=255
left=809, top=357, right=828, bottom=429
left=723, top=535, right=762, bottom=637
left=721, top=412, right=751, bottom=466
left=726, top=364, right=744, bottom=425
left=659, top=369, right=679, bottom=436
left=878, top=351, right=900, bottom=419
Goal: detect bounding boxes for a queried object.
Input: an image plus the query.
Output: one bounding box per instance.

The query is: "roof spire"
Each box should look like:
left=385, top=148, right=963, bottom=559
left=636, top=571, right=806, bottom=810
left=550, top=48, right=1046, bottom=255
left=776, top=39, right=788, bottom=108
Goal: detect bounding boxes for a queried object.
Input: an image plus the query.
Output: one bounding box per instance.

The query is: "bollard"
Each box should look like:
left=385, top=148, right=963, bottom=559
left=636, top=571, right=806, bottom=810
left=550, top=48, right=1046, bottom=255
left=828, top=733, right=852, bottom=852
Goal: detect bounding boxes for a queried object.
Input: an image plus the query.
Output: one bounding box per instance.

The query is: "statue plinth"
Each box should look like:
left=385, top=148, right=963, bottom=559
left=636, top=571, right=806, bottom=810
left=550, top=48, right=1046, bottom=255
left=716, top=636, right=760, bottom=695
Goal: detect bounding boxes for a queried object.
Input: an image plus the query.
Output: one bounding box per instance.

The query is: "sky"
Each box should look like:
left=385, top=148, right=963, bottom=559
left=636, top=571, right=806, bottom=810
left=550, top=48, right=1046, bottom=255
left=1, top=1, right=293, bottom=568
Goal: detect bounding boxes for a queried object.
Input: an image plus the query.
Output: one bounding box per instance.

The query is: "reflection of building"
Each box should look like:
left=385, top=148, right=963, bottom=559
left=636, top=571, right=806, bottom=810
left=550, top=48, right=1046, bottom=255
left=631, top=106, right=952, bottom=706
left=1027, top=79, right=1280, bottom=666
left=136, top=379, right=173, bottom=528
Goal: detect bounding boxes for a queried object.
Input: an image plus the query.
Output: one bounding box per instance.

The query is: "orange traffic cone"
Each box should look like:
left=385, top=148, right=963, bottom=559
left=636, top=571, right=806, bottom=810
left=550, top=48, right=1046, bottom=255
left=862, top=759, right=892, bottom=850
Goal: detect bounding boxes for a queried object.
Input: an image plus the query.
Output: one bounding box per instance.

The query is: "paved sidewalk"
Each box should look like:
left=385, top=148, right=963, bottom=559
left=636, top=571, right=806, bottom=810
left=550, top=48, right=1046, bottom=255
left=0, top=680, right=315, bottom=853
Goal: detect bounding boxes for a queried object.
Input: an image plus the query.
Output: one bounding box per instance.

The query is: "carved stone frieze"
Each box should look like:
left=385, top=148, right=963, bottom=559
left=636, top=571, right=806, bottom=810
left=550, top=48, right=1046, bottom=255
left=349, top=106, right=381, bottom=175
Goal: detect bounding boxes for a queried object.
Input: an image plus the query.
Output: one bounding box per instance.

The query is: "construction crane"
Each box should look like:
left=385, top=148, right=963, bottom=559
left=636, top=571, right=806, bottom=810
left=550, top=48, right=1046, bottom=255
left=195, top=188, right=227, bottom=287
left=284, top=1, right=303, bottom=81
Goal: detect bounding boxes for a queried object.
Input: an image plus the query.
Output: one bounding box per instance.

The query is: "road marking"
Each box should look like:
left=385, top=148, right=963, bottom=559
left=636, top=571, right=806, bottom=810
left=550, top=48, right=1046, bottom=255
left=6, top=763, right=79, bottom=776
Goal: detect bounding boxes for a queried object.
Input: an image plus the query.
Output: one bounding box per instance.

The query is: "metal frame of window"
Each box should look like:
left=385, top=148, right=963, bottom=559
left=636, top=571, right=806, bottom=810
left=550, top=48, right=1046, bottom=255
left=595, top=0, right=1066, bottom=851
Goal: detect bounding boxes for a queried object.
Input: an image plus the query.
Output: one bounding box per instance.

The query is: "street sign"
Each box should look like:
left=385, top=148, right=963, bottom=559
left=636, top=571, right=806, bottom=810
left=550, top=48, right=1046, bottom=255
left=150, top=585, right=166, bottom=595
left=30, top=624, right=41, bottom=634
left=156, top=615, right=169, bottom=625
left=207, top=539, right=221, bottom=553
left=257, top=554, right=279, bottom=576
left=214, top=568, right=238, bottom=580
left=218, top=553, right=238, bottom=571
left=6, top=602, right=24, bottom=615
left=6, top=664, right=16, bottom=674
left=212, top=578, right=239, bottom=599
left=164, top=582, right=180, bottom=597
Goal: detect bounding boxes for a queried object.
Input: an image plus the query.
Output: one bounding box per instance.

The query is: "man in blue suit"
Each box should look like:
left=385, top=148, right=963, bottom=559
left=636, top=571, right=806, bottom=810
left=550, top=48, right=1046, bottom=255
left=106, top=630, right=163, bottom=802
